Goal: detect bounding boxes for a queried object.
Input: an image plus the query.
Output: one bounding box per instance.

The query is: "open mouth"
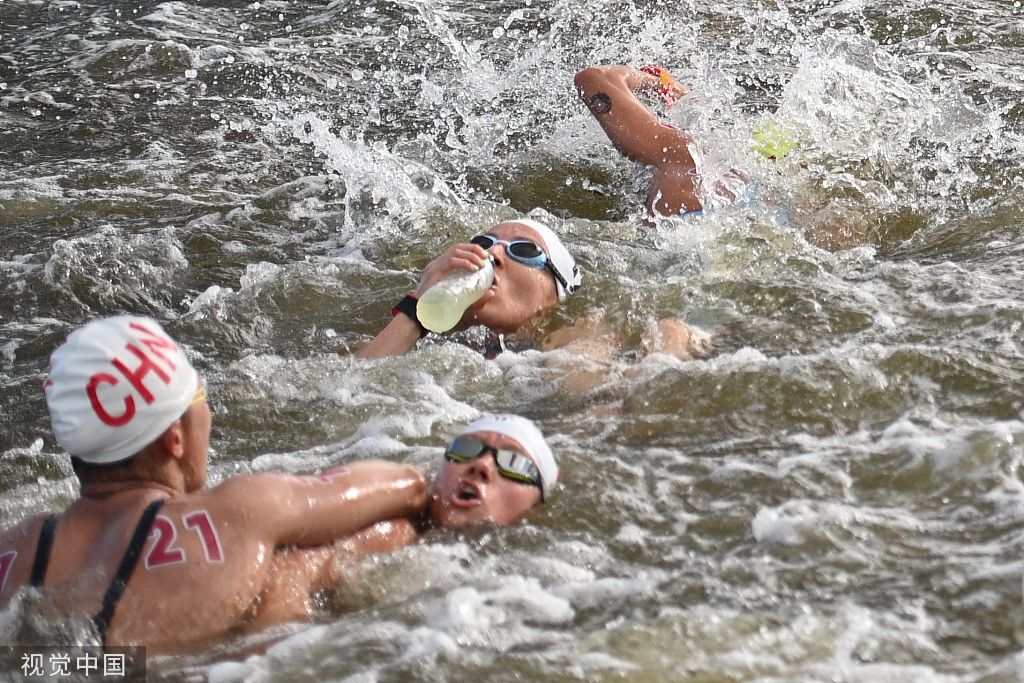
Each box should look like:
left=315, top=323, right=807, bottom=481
left=452, top=481, right=482, bottom=508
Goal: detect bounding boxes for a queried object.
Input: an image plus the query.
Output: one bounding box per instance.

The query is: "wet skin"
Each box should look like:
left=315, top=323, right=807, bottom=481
left=429, top=429, right=544, bottom=528
left=457, top=220, right=561, bottom=334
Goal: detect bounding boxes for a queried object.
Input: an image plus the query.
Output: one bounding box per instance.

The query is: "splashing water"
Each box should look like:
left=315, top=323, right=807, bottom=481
left=2, top=0, right=1024, bottom=680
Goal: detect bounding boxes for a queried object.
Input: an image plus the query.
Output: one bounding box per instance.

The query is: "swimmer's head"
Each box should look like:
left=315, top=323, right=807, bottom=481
left=464, top=218, right=582, bottom=334
left=45, top=316, right=200, bottom=465
left=429, top=414, right=559, bottom=528
left=506, top=218, right=582, bottom=301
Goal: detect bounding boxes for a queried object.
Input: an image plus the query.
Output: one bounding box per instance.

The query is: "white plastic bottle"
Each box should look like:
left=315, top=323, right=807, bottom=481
left=416, top=257, right=495, bottom=333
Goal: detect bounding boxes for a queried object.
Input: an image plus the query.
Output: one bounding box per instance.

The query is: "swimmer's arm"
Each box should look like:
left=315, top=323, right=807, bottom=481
left=325, top=518, right=419, bottom=558
left=606, top=65, right=689, bottom=99
left=540, top=321, right=623, bottom=396
left=543, top=317, right=712, bottom=361
left=355, top=243, right=492, bottom=359
left=265, top=519, right=419, bottom=595
left=232, top=461, right=428, bottom=548
left=356, top=313, right=424, bottom=359
left=541, top=320, right=620, bottom=361
left=575, top=65, right=694, bottom=168
left=249, top=518, right=419, bottom=627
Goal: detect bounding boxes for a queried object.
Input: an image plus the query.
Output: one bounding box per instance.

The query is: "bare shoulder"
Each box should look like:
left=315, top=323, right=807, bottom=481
left=0, top=513, right=55, bottom=603
left=0, top=513, right=52, bottom=550
left=185, top=473, right=294, bottom=516
left=208, top=472, right=292, bottom=497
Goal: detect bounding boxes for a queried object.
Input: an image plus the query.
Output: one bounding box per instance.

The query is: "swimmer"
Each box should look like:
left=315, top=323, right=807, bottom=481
left=244, top=414, right=560, bottom=630
left=575, top=64, right=702, bottom=221
left=579, top=67, right=876, bottom=254
left=356, top=217, right=712, bottom=361
left=0, top=316, right=428, bottom=655
left=575, top=64, right=761, bottom=224
left=357, top=218, right=580, bottom=358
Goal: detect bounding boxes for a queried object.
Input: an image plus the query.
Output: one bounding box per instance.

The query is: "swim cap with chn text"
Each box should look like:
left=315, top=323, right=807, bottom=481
left=44, top=316, right=199, bottom=464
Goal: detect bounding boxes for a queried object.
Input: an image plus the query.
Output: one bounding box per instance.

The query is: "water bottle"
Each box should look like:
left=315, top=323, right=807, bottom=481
left=416, top=257, right=495, bottom=333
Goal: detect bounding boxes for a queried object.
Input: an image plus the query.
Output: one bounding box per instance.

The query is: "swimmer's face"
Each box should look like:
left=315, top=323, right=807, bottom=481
left=462, top=221, right=560, bottom=333
left=429, top=430, right=543, bottom=528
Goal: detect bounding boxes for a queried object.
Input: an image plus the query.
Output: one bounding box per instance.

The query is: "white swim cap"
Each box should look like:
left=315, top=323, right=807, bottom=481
left=510, top=218, right=582, bottom=301
left=44, top=316, right=199, bottom=465
left=458, top=414, right=559, bottom=501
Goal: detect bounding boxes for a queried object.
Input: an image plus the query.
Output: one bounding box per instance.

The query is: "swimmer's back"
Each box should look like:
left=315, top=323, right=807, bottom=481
left=0, top=477, right=284, bottom=654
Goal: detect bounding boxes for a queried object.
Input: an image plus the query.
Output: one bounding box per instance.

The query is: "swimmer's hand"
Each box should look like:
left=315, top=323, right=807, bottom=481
left=663, top=79, right=689, bottom=100
left=358, top=247, right=496, bottom=359
left=414, top=242, right=496, bottom=305
left=636, top=65, right=688, bottom=106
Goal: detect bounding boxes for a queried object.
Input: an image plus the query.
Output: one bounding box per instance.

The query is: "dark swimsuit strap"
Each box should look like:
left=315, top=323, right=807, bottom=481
left=483, top=333, right=541, bottom=359
left=92, top=498, right=165, bottom=645
left=28, top=514, right=60, bottom=587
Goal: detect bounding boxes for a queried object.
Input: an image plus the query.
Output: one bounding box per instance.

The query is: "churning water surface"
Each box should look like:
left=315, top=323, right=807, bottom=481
left=2, top=0, right=1024, bottom=681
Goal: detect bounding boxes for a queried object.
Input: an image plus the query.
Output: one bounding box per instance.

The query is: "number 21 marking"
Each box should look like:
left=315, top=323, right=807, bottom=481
left=145, top=511, right=224, bottom=569
left=145, top=517, right=185, bottom=568
left=184, top=511, right=223, bottom=563
left=0, top=551, right=16, bottom=593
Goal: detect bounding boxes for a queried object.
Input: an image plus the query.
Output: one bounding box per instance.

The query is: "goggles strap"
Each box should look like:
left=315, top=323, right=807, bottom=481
left=546, top=262, right=570, bottom=295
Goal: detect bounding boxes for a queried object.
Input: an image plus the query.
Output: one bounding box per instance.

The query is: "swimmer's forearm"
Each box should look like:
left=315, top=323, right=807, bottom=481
left=620, top=67, right=656, bottom=93
left=576, top=65, right=654, bottom=95
left=640, top=318, right=713, bottom=361
left=270, top=519, right=419, bottom=597
left=577, top=65, right=691, bottom=168
left=211, top=467, right=426, bottom=549
left=329, top=518, right=419, bottom=557
left=355, top=315, right=423, bottom=358
left=269, top=461, right=428, bottom=547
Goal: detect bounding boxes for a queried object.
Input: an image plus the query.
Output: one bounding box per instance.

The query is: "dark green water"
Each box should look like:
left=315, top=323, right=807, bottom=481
left=2, top=0, right=1024, bottom=680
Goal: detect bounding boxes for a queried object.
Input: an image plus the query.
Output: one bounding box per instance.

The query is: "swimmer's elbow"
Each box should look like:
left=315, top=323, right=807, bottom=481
left=574, top=67, right=607, bottom=98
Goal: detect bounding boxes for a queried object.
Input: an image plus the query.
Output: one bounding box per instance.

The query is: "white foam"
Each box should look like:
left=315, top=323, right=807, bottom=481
left=523, top=556, right=597, bottom=584
left=752, top=505, right=805, bottom=545
left=186, top=284, right=230, bottom=313
left=431, top=576, right=574, bottom=638
left=207, top=660, right=256, bottom=683
left=554, top=576, right=657, bottom=611
left=42, top=226, right=188, bottom=312
left=397, top=625, right=460, bottom=664
left=0, top=176, right=66, bottom=201
left=285, top=112, right=462, bottom=229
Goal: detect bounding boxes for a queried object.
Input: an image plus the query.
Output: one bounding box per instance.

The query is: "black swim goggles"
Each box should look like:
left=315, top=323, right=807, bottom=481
left=443, top=435, right=542, bottom=488
left=470, top=234, right=571, bottom=295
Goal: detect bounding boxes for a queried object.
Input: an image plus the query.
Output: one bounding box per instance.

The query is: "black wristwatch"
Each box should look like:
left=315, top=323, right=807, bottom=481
left=391, top=294, right=428, bottom=338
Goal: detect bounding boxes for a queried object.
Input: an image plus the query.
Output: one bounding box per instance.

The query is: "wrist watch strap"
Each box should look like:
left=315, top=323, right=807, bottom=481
left=391, top=294, right=428, bottom=338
